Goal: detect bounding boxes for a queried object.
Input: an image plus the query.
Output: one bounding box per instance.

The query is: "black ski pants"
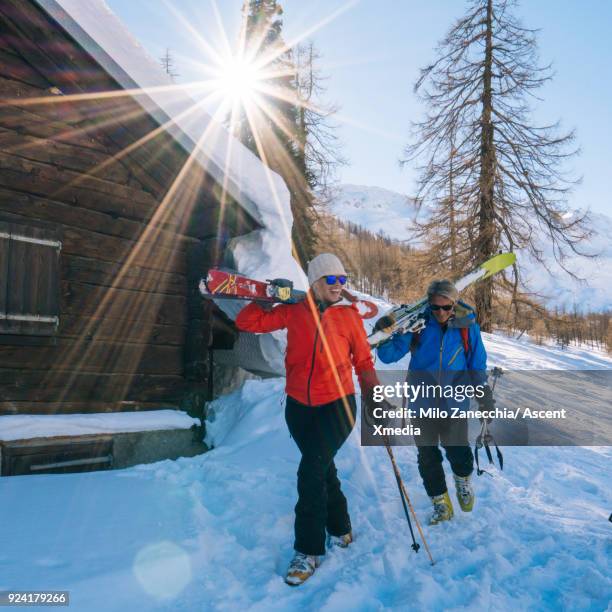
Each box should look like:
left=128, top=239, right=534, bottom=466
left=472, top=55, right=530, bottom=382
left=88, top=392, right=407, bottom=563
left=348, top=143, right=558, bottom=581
left=413, top=412, right=474, bottom=497
left=285, top=394, right=356, bottom=556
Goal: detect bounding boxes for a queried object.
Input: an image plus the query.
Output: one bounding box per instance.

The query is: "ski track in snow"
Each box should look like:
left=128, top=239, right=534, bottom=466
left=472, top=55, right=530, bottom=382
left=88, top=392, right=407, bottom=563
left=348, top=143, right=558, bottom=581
left=0, top=337, right=611, bottom=611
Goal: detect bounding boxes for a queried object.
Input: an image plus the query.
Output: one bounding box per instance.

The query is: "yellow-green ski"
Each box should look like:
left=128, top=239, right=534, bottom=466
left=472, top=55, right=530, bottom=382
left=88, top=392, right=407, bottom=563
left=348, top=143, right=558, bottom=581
left=455, top=252, right=516, bottom=292
left=368, top=252, right=516, bottom=347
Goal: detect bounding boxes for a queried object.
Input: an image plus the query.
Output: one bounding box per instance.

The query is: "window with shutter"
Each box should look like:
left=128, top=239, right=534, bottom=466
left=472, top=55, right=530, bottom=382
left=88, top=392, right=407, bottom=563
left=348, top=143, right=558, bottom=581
left=0, top=218, right=61, bottom=339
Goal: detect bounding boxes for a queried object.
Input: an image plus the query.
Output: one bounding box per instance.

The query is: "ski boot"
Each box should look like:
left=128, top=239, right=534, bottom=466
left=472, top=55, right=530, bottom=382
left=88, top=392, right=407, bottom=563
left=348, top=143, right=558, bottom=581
left=429, top=491, right=454, bottom=525
left=285, top=552, right=320, bottom=586
left=327, top=531, right=353, bottom=549
left=453, top=473, right=475, bottom=512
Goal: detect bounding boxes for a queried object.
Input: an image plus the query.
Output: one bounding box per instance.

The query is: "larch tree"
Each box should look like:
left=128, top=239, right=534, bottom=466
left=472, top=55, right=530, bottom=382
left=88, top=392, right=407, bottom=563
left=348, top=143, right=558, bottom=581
left=293, top=42, right=347, bottom=204
left=403, top=0, right=591, bottom=331
left=160, top=48, right=179, bottom=81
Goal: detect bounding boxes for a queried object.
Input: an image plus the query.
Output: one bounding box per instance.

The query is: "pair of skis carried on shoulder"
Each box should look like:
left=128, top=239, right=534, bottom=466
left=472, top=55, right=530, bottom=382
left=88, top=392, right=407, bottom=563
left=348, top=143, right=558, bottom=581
left=366, top=252, right=516, bottom=347
left=199, top=269, right=379, bottom=319
left=200, top=252, right=515, bottom=329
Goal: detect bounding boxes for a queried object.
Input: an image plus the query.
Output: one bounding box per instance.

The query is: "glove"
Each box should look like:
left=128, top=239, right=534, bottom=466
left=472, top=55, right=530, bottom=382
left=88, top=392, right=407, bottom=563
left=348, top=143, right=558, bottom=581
left=373, top=314, right=396, bottom=334
left=407, top=316, right=427, bottom=333
left=477, top=385, right=495, bottom=423
left=363, top=392, right=394, bottom=426
left=269, top=278, right=293, bottom=302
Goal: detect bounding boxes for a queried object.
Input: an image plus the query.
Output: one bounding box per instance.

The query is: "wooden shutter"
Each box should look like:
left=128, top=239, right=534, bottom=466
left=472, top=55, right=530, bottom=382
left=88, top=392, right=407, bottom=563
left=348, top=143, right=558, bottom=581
left=0, top=220, right=61, bottom=336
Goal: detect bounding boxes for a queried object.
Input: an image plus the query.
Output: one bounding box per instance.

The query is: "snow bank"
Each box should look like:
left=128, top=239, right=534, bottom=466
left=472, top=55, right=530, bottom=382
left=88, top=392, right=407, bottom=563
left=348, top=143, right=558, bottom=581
left=203, top=378, right=285, bottom=449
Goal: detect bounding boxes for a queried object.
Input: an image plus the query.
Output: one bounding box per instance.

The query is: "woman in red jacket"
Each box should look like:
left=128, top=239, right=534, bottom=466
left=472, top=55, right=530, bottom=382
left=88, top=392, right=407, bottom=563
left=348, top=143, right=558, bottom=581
left=235, top=253, right=378, bottom=586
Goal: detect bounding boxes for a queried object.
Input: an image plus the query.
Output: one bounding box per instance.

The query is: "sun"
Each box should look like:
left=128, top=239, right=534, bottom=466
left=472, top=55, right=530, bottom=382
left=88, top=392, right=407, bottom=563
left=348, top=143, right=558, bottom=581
left=215, top=55, right=263, bottom=105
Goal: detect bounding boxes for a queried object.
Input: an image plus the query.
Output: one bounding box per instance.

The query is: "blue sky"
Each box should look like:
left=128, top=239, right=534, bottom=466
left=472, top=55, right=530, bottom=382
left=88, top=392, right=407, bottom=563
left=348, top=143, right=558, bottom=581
left=106, top=0, right=611, bottom=217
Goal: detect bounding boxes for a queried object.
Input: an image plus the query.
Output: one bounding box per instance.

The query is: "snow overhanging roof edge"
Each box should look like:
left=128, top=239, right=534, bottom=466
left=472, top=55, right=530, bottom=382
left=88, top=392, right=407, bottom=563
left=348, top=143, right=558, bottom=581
left=33, top=0, right=293, bottom=228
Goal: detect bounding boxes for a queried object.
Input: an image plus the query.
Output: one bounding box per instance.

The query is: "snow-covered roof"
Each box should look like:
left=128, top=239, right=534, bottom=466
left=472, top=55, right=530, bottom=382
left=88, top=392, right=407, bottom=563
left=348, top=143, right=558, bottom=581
left=34, top=0, right=306, bottom=286
left=0, top=409, right=199, bottom=441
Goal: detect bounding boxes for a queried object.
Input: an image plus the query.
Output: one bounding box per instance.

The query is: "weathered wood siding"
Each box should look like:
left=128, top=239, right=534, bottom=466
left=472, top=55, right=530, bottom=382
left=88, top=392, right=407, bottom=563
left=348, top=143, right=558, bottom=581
left=0, top=4, right=257, bottom=414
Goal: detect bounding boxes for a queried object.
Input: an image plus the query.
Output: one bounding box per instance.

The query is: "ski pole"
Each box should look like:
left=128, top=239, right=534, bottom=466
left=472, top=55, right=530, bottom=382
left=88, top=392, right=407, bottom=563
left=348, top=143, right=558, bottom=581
left=475, top=367, right=504, bottom=474
left=487, top=367, right=504, bottom=468
left=384, top=440, right=435, bottom=565
left=490, top=366, right=503, bottom=393
left=385, top=443, right=418, bottom=552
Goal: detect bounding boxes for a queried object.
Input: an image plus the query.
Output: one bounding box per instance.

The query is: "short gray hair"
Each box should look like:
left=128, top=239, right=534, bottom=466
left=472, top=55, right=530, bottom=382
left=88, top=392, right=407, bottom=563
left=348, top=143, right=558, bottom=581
left=427, top=279, right=458, bottom=302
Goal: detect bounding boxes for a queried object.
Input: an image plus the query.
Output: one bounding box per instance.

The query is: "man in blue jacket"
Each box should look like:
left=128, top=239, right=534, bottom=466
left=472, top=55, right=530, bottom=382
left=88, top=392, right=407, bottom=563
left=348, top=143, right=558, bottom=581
left=376, top=279, right=492, bottom=524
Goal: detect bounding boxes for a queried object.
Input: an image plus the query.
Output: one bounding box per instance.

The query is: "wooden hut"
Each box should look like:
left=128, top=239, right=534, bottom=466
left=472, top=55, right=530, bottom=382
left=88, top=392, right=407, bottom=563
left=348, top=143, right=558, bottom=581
left=0, top=0, right=282, bottom=472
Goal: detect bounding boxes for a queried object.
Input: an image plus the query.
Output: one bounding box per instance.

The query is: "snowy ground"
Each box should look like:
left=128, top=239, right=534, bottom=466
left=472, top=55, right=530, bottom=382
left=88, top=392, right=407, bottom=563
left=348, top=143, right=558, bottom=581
left=1, top=335, right=611, bottom=611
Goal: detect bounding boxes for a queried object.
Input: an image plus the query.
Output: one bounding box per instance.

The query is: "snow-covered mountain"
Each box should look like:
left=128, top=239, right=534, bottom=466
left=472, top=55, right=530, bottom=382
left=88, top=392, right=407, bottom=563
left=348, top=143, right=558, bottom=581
left=327, top=184, right=612, bottom=311
left=325, top=184, right=419, bottom=242
left=521, top=209, right=612, bottom=312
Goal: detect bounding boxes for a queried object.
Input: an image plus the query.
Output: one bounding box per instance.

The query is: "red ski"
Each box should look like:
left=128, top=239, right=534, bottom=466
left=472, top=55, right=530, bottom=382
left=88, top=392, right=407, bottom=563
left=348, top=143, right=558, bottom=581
left=199, top=269, right=378, bottom=319
left=201, top=269, right=304, bottom=303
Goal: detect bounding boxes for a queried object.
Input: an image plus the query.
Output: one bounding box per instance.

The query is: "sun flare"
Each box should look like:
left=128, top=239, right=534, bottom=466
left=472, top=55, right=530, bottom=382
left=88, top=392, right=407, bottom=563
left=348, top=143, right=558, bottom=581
left=214, top=55, right=263, bottom=105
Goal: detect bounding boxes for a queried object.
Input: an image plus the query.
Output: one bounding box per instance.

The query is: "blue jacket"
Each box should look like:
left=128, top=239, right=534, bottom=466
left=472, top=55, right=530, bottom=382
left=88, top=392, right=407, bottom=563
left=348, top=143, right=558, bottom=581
left=377, top=303, right=488, bottom=410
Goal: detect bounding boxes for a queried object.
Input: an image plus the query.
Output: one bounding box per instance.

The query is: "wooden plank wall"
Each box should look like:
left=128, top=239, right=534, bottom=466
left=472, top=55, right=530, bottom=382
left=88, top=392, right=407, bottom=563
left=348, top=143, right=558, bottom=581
left=0, top=28, right=250, bottom=414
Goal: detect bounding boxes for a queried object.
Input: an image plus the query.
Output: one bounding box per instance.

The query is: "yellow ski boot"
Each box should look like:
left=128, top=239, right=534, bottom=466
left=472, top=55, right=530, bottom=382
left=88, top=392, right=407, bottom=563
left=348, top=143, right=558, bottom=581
left=429, top=491, right=454, bottom=525
left=453, top=473, right=475, bottom=512
left=327, top=532, right=353, bottom=549
left=285, top=552, right=319, bottom=586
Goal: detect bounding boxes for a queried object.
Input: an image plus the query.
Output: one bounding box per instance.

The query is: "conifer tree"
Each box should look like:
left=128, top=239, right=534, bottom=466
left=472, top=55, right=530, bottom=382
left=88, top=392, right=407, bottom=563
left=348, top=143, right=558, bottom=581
left=238, top=0, right=316, bottom=264
left=160, top=48, right=179, bottom=81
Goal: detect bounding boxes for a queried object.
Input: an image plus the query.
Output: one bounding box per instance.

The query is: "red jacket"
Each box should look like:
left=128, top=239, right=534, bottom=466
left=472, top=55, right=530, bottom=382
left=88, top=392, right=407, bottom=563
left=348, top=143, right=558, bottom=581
left=235, top=294, right=378, bottom=406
